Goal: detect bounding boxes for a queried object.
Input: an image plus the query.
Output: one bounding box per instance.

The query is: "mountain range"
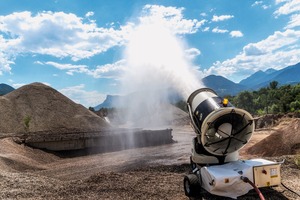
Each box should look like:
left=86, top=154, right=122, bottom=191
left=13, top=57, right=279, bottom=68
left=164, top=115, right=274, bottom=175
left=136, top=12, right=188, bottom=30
left=95, top=62, right=300, bottom=110
left=0, top=62, right=299, bottom=110
left=240, top=62, right=300, bottom=89
left=0, top=83, right=15, bottom=95
left=204, top=62, right=300, bottom=96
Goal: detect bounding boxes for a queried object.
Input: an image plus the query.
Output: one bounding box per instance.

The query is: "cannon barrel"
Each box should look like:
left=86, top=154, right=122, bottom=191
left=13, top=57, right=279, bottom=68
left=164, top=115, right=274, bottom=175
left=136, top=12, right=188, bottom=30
left=187, top=88, right=254, bottom=156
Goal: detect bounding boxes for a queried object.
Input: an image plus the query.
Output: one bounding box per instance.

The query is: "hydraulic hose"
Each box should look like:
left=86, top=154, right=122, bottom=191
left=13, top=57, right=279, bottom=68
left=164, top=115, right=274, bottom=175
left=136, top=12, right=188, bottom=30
left=281, top=182, right=300, bottom=197
left=241, top=176, right=265, bottom=200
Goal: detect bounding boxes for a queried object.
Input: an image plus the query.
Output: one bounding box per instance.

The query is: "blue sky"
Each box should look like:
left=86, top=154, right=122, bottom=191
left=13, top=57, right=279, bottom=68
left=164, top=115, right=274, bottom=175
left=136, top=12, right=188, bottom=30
left=0, top=0, right=299, bottom=107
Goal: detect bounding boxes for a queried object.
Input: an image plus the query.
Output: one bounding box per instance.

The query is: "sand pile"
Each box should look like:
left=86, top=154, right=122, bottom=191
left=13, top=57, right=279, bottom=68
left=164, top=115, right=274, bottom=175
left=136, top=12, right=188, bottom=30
left=247, top=118, right=300, bottom=156
left=0, top=82, right=109, bottom=134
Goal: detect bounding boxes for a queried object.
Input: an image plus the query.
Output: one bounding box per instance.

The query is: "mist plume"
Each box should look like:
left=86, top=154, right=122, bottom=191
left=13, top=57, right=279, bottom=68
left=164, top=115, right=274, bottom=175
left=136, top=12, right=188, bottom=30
left=120, top=22, right=203, bottom=128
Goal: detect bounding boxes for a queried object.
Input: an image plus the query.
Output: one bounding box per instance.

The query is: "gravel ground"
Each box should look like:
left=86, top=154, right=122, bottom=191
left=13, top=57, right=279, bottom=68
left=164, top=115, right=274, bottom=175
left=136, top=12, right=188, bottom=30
left=0, top=124, right=299, bottom=200
left=0, top=160, right=298, bottom=200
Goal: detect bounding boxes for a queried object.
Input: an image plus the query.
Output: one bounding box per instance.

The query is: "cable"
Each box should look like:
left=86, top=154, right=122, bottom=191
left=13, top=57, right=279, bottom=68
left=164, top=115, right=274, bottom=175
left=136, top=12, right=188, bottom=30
left=281, top=182, right=300, bottom=197
left=241, top=176, right=265, bottom=200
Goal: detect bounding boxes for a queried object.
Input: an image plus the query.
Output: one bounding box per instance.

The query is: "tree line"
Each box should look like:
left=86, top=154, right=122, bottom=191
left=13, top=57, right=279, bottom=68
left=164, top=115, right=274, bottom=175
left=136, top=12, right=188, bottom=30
left=227, top=81, right=300, bottom=115
left=91, top=81, right=300, bottom=117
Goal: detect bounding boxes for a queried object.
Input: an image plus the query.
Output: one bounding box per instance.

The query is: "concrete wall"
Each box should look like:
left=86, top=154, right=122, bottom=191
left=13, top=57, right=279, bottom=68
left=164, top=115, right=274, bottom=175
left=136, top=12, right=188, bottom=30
left=25, top=129, right=173, bottom=151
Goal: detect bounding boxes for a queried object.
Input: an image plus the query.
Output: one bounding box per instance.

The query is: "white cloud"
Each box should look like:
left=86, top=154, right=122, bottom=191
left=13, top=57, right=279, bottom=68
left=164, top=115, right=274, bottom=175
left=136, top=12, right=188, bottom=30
left=12, top=83, right=26, bottom=88
left=230, top=30, right=244, bottom=38
left=44, top=61, right=88, bottom=70
left=274, top=0, right=300, bottom=16
left=12, top=82, right=50, bottom=88
left=87, top=59, right=126, bottom=78
left=275, top=0, right=289, bottom=3
left=262, top=5, right=271, bottom=9
left=0, top=6, right=205, bottom=75
left=252, top=1, right=263, bottom=7
left=38, top=59, right=126, bottom=79
left=0, top=51, right=12, bottom=75
left=245, top=29, right=299, bottom=54
left=243, top=44, right=266, bottom=56
left=211, top=15, right=234, bottom=22
left=37, top=61, right=89, bottom=75
left=203, top=27, right=210, bottom=32
left=205, top=29, right=300, bottom=82
left=85, top=11, right=94, bottom=17
left=252, top=1, right=271, bottom=9
left=212, top=27, right=229, bottom=33
left=285, top=14, right=300, bottom=29
left=140, top=5, right=206, bottom=34
left=59, top=84, right=106, bottom=107
left=185, top=48, right=201, bottom=60
left=0, top=11, right=130, bottom=72
left=0, top=36, right=14, bottom=74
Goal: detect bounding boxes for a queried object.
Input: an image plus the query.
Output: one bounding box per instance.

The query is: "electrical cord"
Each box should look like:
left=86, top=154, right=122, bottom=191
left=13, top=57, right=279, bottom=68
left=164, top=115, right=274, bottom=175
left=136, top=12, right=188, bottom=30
left=281, top=182, right=300, bottom=197
left=241, top=176, right=265, bottom=200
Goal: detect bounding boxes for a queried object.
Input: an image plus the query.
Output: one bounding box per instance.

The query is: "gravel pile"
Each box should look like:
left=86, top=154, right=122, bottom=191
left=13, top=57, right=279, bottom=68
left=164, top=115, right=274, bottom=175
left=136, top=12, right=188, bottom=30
left=248, top=118, right=300, bottom=156
left=0, top=82, right=108, bottom=134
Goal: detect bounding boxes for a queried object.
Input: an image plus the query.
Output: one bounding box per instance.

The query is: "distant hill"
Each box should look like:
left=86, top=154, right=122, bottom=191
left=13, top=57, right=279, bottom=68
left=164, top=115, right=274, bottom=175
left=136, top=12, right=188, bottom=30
left=94, top=95, right=122, bottom=110
left=94, top=89, right=183, bottom=111
left=202, top=75, right=247, bottom=96
left=0, top=83, right=15, bottom=95
left=239, top=62, right=300, bottom=89
left=0, top=82, right=109, bottom=133
left=94, top=75, right=246, bottom=111
left=239, top=70, right=272, bottom=87
left=94, top=62, right=300, bottom=109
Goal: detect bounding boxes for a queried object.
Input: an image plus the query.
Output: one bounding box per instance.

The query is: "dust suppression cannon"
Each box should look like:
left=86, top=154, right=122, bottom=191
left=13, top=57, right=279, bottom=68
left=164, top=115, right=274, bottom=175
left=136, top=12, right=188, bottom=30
left=184, top=88, right=282, bottom=199
left=187, top=88, right=254, bottom=164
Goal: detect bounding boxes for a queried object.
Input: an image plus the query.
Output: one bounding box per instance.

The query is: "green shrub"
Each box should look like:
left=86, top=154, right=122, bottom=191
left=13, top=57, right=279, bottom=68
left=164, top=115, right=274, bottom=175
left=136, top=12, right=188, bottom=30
left=295, top=155, right=300, bottom=168
left=24, top=115, right=31, bottom=131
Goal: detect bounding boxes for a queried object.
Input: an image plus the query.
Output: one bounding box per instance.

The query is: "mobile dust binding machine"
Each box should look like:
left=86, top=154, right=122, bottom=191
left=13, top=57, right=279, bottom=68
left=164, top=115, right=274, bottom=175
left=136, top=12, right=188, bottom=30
left=183, top=88, right=281, bottom=199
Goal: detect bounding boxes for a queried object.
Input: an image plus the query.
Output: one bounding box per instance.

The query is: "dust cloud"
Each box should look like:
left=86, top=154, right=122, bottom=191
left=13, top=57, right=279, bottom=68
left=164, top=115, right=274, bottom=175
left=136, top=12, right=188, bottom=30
left=120, top=22, right=203, bottom=128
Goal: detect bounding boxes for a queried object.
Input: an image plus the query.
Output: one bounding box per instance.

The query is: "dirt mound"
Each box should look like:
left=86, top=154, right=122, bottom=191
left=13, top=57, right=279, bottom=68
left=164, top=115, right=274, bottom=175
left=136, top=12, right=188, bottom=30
left=0, top=138, right=59, bottom=172
left=247, top=118, right=300, bottom=156
left=254, top=114, right=284, bottom=129
left=254, top=113, right=300, bottom=129
left=0, top=82, right=109, bottom=134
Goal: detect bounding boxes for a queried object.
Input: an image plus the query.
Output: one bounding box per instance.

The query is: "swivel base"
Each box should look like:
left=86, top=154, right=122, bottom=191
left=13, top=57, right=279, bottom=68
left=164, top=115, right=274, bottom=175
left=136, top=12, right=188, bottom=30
left=191, top=137, right=239, bottom=166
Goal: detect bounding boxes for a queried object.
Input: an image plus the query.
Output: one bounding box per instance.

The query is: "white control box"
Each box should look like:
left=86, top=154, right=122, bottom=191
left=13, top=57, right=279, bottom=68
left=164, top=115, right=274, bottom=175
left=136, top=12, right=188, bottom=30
left=253, top=163, right=281, bottom=187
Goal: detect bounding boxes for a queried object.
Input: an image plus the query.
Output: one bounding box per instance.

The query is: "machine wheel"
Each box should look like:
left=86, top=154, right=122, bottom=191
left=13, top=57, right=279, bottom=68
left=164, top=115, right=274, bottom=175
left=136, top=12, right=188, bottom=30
left=190, top=156, right=197, bottom=171
left=183, top=174, right=200, bottom=197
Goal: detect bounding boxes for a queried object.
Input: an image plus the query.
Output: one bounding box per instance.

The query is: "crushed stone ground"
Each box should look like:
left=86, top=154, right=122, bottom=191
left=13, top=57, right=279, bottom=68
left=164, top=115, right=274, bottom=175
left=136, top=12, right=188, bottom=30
left=0, top=121, right=299, bottom=200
